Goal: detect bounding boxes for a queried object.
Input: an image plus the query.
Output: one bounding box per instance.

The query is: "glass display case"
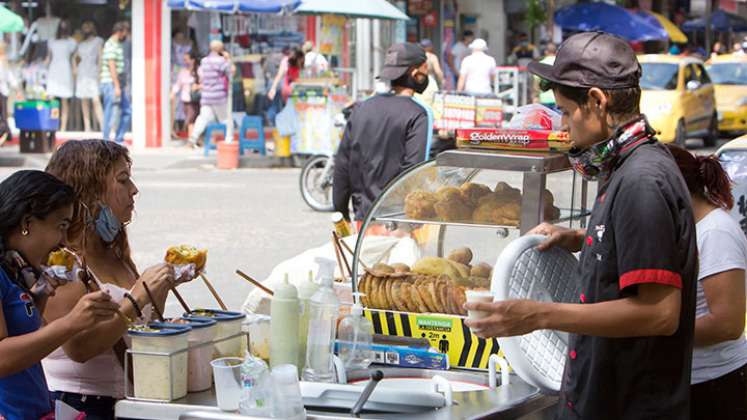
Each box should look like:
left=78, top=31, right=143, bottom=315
left=351, top=149, right=593, bottom=293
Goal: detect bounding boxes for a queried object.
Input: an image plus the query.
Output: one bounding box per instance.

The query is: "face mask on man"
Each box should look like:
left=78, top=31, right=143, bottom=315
left=403, top=68, right=429, bottom=94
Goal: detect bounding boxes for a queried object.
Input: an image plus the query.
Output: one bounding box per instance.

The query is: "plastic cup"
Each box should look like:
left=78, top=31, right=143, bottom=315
left=465, top=290, right=494, bottom=325
left=211, top=357, right=243, bottom=412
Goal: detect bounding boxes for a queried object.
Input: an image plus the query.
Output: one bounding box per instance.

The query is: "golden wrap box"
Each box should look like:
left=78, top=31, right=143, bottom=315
left=456, top=128, right=572, bottom=152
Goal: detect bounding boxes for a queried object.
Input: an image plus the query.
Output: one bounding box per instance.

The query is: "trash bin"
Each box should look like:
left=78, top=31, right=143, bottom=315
left=14, top=100, right=59, bottom=153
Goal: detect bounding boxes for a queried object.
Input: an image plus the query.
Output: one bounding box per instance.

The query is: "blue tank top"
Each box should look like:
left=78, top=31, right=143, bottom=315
left=0, top=266, right=52, bottom=420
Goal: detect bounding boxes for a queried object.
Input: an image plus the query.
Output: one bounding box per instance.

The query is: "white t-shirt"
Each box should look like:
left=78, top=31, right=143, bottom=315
left=304, top=51, right=328, bottom=75
left=691, top=208, right=747, bottom=384
left=459, top=52, right=497, bottom=95
left=451, top=42, right=469, bottom=73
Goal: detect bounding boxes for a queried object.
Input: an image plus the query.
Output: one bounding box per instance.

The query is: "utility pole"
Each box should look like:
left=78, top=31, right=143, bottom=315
left=705, top=0, right=713, bottom=54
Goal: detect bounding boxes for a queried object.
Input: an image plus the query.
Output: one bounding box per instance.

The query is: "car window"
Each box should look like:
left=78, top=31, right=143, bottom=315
left=697, top=64, right=711, bottom=84
left=705, top=62, right=747, bottom=85
left=640, top=62, right=679, bottom=90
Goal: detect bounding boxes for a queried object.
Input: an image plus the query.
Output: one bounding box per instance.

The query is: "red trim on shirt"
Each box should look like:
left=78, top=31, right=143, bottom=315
left=619, top=269, right=682, bottom=290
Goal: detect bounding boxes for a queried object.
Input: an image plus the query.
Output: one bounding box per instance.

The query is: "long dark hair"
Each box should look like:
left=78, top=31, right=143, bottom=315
left=46, top=140, right=137, bottom=273
left=666, top=144, right=733, bottom=210
left=0, top=170, right=75, bottom=254
left=288, top=48, right=305, bottom=69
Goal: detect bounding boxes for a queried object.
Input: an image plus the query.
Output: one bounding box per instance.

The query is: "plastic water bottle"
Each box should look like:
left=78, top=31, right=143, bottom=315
left=338, top=292, right=374, bottom=370
left=239, top=351, right=271, bottom=416
left=302, top=258, right=340, bottom=383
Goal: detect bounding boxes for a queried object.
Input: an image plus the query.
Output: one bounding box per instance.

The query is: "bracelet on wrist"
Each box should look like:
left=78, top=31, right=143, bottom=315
left=124, top=292, right=144, bottom=319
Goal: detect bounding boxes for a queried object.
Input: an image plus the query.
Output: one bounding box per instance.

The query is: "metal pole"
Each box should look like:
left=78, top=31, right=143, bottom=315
left=705, top=0, right=712, bottom=55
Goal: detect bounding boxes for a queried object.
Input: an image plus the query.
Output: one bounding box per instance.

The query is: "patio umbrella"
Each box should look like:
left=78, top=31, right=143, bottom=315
left=0, top=5, right=24, bottom=33
left=682, top=9, right=747, bottom=32
left=637, top=10, right=687, bottom=43
left=294, top=0, right=410, bottom=21
left=555, top=2, right=668, bottom=42
left=166, top=0, right=299, bottom=13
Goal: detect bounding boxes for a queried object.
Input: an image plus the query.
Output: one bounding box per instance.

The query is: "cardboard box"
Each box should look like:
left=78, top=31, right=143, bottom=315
left=456, top=128, right=572, bottom=152
left=363, top=308, right=501, bottom=371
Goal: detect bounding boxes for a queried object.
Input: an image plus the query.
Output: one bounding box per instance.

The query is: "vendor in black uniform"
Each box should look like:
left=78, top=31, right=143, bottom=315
left=464, top=32, right=698, bottom=419
left=333, top=43, right=433, bottom=222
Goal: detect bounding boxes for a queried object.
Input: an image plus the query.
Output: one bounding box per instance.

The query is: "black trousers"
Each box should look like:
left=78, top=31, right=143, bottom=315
left=691, top=362, right=747, bottom=420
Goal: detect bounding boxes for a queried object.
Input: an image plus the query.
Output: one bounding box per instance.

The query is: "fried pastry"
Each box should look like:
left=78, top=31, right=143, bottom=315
left=404, top=191, right=438, bottom=219
left=459, top=182, right=492, bottom=207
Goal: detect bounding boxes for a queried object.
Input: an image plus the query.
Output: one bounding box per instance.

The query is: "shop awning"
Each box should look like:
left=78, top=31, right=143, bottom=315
left=682, top=9, right=747, bottom=32
left=166, top=0, right=300, bottom=14
left=555, top=2, right=668, bottom=42
left=294, top=0, right=410, bottom=21
left=0, top=5, right=24, bottom=33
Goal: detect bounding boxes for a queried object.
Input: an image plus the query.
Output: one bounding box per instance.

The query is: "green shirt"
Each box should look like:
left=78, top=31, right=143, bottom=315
left=100, top=37, right=124, bottom=84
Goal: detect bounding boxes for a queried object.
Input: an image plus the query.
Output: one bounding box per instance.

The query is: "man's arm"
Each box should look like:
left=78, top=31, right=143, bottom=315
left=332, top=119, right=353, bottom=219
left=466, top=283, right=681, bottom=338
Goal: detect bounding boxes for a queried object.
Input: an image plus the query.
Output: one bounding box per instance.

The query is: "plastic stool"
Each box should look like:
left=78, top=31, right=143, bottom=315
left=238, top=115, right=265, bottom=156
left=203, top=123, right=227, bottom=157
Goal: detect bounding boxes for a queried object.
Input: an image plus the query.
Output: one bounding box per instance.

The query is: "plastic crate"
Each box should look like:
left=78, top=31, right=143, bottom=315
left=14, top=100, right=60, bottom=131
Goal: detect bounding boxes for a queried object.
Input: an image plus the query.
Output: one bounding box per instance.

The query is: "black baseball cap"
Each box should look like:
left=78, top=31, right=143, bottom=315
left=528, top=32, right=641, bottom=89
left=378, top=43, right=427, bottom=81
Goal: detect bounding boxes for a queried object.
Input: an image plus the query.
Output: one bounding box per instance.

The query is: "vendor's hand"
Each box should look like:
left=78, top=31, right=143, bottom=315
left=528, top=223, right=583, bottom=253
left=267, top=87, right=276, bottom=100
left=463, top=299, right=542, bottom=338
left=65, top=291, right=119, bottom=331
left=132, top=263, right=176, bottom=301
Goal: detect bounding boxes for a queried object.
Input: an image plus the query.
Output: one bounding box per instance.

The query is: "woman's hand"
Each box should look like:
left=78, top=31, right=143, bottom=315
left=131, top=263, right=176, bottom=302
left=527, top=223, right=584, bottom=252
left=64, top=291, right=119, bottom=332
left=267, top=87, right=277, bottom=100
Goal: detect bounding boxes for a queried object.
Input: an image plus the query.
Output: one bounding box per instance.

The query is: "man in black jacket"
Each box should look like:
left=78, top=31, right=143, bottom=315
left=333, top=43, right=433, bottom=222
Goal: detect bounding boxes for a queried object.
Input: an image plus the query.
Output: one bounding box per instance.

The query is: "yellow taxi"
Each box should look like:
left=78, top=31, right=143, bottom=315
left=639, top=54, right=718, bottom=146
left=706, top=54, right=747, bottom=134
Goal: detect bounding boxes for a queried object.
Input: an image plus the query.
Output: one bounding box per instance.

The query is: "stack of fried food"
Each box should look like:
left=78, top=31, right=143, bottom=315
left=404, top=181, right=560, bottom=225
left=358, top=247, right=493, bottom=316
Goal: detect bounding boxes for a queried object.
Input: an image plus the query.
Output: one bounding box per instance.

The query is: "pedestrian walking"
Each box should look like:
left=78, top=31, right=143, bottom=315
left=267, top=48, right=304, bottom=104
left=188, top=40, right=232, bottom=148
left=99, top=21, right=128, bottom=143
left=667, top=145, right=747, bottom=420
left=171, top=51, right=200, bottom=141
left=466, top=32, right=698, bottom=419
left=457, top=38, right=497, bottom=95
left=446, top=30, right=474, bottom=88
left=333, top=43, right=432, bottom=222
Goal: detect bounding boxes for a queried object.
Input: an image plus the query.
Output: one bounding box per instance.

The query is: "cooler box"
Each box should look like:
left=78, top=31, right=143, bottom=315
left=14, top=100, right=60, bottom=131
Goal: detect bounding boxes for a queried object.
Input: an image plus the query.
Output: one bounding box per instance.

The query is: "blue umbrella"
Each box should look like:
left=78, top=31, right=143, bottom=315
left=681, top=9, right=747, bottom=32
left=166, top=0, right=299, bottom=13
left=555, top=2, right=668, bottom=42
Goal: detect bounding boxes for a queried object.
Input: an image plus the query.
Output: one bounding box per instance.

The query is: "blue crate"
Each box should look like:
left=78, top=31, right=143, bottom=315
left=14, top=100, right=60, bottom=131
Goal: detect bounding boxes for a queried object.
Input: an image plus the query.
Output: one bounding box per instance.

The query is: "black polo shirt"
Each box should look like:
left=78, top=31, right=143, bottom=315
left=558, top=140, right=698, bottom=419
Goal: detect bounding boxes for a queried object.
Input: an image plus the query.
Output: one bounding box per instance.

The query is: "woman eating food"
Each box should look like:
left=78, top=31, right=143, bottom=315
left=0, top=170, right=119, bottom=419
left=667, top=145, right=747, bottom=420
left=42, top=140, right=183, bottom=418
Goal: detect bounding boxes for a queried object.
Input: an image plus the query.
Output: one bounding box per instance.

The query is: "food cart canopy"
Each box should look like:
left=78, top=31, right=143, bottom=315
left=0, top=5, right=24, bottom=33
left=166, top=0, right=300, bottom=14
left=555, top=2, right=668, bottom=42
left=682, top=9, right=747, bottom=32
left=294, top=0, right=410, bottom=21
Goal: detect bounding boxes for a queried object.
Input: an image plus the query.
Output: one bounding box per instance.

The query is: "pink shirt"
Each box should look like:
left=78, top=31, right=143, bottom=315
left=172, top=68, right=196, bottom=103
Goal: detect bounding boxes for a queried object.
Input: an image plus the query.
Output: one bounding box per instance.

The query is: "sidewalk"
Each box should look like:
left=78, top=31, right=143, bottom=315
left=0, top=137, right=289, bottom=171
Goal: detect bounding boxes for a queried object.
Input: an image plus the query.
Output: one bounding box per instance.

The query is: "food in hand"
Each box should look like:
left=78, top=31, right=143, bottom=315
left=404, top=191, right=438, bottom=219
left=447, top=247, right=473, bottom=266
left=47, top=249, right=76, bottom=270
left=165, top=245, right=207, bottom=271
left=459, top=183, right=492, bottom=207
left=470, top=262, right=493, bottom=279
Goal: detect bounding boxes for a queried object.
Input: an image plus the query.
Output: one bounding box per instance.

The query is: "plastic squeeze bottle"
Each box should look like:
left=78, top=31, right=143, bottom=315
left=302, top=258, right=340, bottom=383
left=270, top=274, right=300, bottom=368
left=297, top=270, right=319, bottom=369
left=338, top=292, right=374, bottom=370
